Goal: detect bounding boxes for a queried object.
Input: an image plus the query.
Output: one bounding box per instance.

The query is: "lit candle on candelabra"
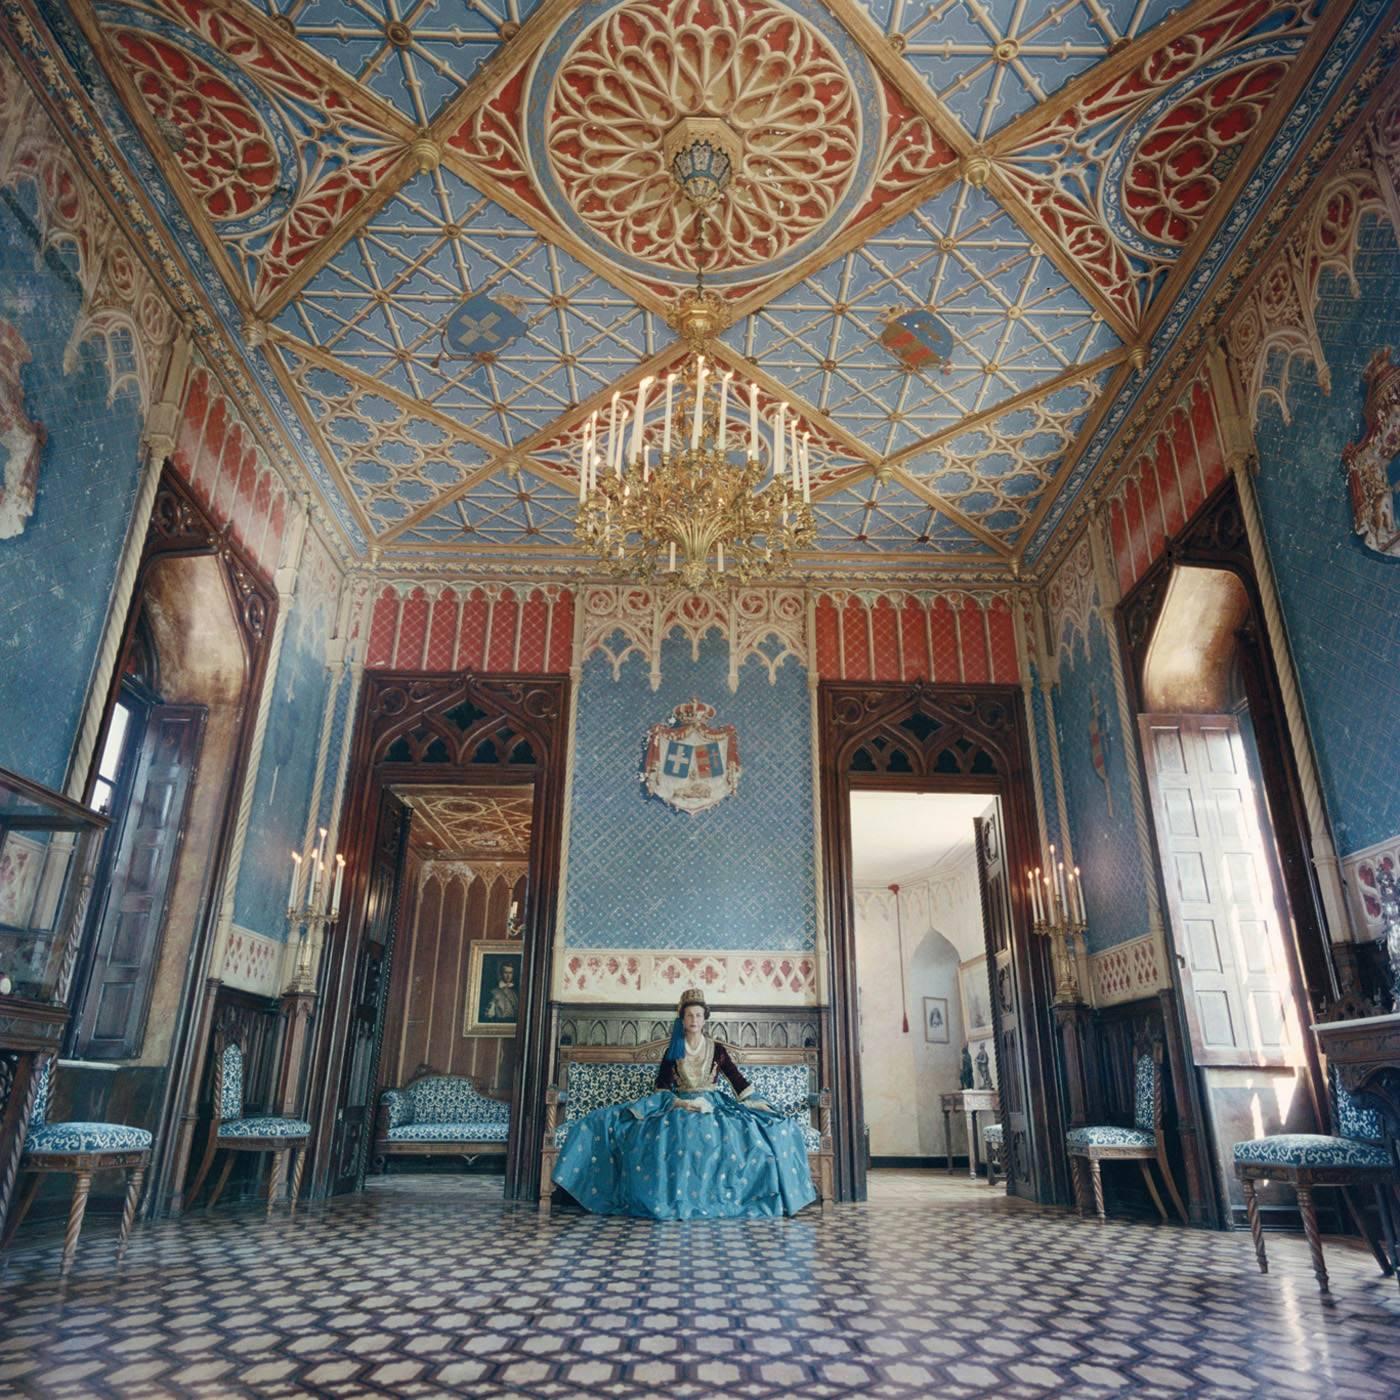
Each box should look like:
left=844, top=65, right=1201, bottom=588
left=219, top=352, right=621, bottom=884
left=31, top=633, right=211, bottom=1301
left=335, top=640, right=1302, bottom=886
left=308, top=828, right=326, bottom=906
left=1073, top=865, right=1086, bottom=924
left=288, top=850, right=303, bottom=911
left=629, top=376, right=653, bottom=465
left=691, top=357, right=707, bottom=450
left=332, top=852, right=345, bottom=917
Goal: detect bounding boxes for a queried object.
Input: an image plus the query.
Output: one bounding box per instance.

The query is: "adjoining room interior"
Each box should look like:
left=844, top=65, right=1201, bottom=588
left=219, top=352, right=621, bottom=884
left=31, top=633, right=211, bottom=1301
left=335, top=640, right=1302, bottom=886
left=374, top=783, right=532, bottom=1175
left=850, top=790, right=999, bottom=1176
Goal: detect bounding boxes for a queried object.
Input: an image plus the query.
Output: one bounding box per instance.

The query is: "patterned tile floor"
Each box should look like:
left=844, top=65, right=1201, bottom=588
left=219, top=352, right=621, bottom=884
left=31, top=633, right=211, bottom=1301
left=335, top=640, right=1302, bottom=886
left=1, top=1171, right=1398, bottom=1398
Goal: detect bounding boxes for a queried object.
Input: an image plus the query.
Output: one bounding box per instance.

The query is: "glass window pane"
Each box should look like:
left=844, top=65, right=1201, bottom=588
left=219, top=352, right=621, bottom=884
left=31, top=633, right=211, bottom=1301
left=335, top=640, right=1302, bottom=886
left=96, top=703, right=132, bottom=784
left=92, top=779, right=114, bottom=816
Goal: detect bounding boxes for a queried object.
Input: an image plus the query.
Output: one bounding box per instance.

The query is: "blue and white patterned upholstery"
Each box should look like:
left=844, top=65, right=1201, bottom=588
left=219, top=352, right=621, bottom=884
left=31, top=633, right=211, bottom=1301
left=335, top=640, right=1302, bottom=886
left=27, top=1122, right=153, bottom=1154
left=562, top=1063, right=658, bottom=1121
left=219, top=1116, right=311, bottom=1139
left=1066, top=1126, right=1155, bottom=1150
left=1331, top=1069, right=1384, bottom=1144
left=388, top=1121, right=511, bottom=1144
left=381, top=1089, right=413, bottom=1130
left=405, top=1076, right=511, bottom=1129
left=983, top=1123, right=1004, bottom=1146
left=1133, top=1053, right=1156, bottom=1133
left=219, top=1044, right=244, bottom=1121
left=30, top=1057, right=53, bottom=1129
left=718, top=1063, right=811, bottom=1117
left=1232, top=1134, right=1392, bottom=1170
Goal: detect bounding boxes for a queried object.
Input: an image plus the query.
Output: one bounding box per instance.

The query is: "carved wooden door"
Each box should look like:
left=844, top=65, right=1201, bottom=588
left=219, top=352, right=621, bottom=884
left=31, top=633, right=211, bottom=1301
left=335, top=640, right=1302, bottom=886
left=1140, top=715, right=1303, bottom=1068
left=976, top=800, right=1037, bottom=1198
left=78, top=704, right=205, bottom=1059
left=331, top=791, right=410, bottom=1194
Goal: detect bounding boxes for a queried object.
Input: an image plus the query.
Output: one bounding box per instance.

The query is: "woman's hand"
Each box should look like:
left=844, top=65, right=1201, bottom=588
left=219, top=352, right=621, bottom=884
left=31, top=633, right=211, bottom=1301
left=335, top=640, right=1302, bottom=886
left=746, top=1099, right=773, bottom=1112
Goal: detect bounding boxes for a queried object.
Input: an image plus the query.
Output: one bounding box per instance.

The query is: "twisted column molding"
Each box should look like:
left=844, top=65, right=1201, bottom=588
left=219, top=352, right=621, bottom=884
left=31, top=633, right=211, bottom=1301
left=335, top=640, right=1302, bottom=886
left=210, top=498, right=310, bottom=974
left=1011, top=593, right=1052, bottom=862
left=549, top=596, right=586, bottom=998
left=0, top=1054, right=44, bottom=1243
left=65, top=335, right=193, bottom=801
left=1208, top=349, right=1356, bottom=943
left=807, top=588, right=827, bottom=1006
left=1088, top=510, right=1167, bottom=961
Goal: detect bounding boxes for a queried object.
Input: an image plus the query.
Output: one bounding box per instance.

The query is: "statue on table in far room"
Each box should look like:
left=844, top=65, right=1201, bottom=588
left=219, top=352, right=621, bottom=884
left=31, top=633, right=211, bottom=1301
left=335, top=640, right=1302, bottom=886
left=1375, top=865, right=1400, bottom=1008
left=960, top=1046, right=974, bottom=1089
left=975, top=1043, right=993, bottom=1090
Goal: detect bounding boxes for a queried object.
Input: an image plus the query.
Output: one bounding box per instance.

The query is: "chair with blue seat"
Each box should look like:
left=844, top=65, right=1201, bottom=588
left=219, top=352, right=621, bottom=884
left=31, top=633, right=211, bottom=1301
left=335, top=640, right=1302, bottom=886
left=982, top=1121, right=1005, bottom=1188
left=1, top=1058, right=151, bottom=1276
left=1066, top=1038, right=1187, bottom=1224
left=185, top=1037, right=311, bottom=1215
left=1233, top=1071, right=1399, bottom=1294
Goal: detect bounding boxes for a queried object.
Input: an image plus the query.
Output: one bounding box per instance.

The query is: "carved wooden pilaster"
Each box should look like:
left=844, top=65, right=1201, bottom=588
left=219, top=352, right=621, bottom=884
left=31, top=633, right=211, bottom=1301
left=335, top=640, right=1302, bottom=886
left=1053, top=1001, right=1093, bottom=1129
left=276, top=992, right=318, bottom=1118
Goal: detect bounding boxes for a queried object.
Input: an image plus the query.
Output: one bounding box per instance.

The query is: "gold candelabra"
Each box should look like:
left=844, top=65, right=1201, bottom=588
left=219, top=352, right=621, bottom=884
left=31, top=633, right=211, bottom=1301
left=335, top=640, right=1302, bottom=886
left=1026, top=843, right=1087, bottom=1005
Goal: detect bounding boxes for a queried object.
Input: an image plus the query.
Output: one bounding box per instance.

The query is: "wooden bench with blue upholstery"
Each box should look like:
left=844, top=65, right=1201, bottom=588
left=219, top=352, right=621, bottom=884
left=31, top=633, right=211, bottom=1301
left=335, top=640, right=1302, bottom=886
left=539, top=1039, right=832, bottom=1216
left=374, top=1066, right=511, bottom=1170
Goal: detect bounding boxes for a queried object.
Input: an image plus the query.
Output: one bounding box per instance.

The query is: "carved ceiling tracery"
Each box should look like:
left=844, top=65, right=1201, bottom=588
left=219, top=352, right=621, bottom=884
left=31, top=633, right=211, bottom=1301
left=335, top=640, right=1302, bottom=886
left=37, top=0, right=1384, bottom=574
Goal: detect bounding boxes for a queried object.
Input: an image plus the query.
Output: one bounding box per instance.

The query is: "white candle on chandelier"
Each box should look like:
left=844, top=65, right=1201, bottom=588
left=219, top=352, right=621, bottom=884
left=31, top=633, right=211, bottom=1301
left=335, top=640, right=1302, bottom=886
left=773, top=402, right=786, bottom=480
left=630, top=376, right=653, bottom=466
left=718, top=370, right=733, bottom=451
left=606, top=391, right=620, bottom=475
left=790, top=418, right=800, bottom=490
left=288, top=850, right=303, bottom=912
left=668, top=541, right=676, bottom=572
left=615, top=410, right=629, bottom=475
left=331, top=852, right=345, bottom=917
left=662, top=373, right=676, bottom=458
left=717, top=540, right=724, bottom=573
left=691, top=356, right=707, bottom=450
left=801, top=433, right=812, bottom=503
left=748, top=382, right=759, bottom=460
left=579, top=415, right=593, bottom=502
left=643, top=444, right=652, bottom=483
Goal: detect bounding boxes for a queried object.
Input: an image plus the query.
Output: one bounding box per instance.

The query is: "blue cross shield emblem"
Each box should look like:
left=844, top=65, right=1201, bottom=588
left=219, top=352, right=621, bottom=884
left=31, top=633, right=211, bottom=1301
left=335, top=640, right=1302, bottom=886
left=443, top=293, right=527, bottom=358
left=642, top=699, right=740, bottom=815
left=880, top=309, right=955, bottom=375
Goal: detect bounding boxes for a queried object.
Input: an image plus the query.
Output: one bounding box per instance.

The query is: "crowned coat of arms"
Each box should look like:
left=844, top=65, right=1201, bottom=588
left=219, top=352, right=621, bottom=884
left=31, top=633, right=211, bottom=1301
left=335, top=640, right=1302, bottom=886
left=641, top=699, right=740, bottom=816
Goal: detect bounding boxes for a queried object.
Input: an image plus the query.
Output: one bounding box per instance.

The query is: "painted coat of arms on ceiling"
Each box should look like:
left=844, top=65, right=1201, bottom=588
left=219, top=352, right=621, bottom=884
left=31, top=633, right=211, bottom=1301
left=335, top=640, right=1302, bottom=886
left=1343, top=348, right=1400, bottom=558
left=641, top=698, right=740, bottom=816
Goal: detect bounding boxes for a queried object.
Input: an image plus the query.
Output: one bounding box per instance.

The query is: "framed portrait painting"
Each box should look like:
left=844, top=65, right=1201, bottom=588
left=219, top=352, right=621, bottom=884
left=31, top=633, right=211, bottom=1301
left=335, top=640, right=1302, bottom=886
left=465, top=940, right=522, bottom=1036
left=923, top=996, right=950, bottom=1044
left=959, top=956, right=994, bottom=1040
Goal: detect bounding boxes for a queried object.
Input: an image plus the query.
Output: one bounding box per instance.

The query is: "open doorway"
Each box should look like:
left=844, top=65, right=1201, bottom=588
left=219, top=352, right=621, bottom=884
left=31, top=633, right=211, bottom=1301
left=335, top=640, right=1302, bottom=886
left=1136, top=563, right=1320, bottom=1223
left=373, top=784, right=532, bottom=1174
left=850, top=792, right=999, bottom=1175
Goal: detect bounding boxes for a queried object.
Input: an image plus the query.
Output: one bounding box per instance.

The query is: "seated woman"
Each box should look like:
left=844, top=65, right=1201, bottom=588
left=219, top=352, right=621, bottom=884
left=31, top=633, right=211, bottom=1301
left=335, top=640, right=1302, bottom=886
left=552, top=988, right=817, bottom=1219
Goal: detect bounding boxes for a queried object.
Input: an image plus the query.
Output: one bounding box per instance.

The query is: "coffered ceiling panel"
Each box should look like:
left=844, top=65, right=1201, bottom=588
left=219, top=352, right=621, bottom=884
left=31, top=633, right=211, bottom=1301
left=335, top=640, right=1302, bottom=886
left=56, top=0, right=1375, bottom=575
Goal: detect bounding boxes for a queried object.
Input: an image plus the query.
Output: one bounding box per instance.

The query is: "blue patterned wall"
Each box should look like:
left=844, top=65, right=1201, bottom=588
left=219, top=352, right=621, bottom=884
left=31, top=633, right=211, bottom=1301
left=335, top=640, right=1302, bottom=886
left=232, top=576, right=337, bottom=941
left=1253, top=212, right=1400, bottom=857
left=1054, top=613, right=1152, bottom=953
left=0, top=188, right=144, bottom=793
left=564, top=630, right=817, bottom=952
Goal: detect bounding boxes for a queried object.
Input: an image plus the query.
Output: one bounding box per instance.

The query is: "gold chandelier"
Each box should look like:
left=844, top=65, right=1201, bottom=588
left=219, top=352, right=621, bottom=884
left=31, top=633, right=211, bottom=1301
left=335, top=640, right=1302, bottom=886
left=575, top=118, right=815, bottom=591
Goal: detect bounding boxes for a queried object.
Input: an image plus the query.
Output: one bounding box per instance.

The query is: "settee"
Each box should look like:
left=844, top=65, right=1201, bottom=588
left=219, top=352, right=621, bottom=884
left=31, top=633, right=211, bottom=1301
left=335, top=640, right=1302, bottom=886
left=539, top=1039, right=832, bottom=1215
left=373, top=1067, right=510, bottom=1170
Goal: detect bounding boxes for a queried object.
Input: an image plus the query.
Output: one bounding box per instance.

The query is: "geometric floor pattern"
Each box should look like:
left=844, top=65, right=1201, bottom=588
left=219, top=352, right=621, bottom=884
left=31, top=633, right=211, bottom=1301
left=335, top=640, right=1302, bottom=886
left=2, top=1172, right=1398, bottom=1398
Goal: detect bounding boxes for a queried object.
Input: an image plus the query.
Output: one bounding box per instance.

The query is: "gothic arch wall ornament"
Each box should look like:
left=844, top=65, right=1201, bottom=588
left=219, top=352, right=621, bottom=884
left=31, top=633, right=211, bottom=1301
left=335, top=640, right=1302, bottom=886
left=817, top=679, right=1064, bottom=1205
left=1343, top=348, right=1400, bottom=557
left=310, top=668, right=570, bottom=1203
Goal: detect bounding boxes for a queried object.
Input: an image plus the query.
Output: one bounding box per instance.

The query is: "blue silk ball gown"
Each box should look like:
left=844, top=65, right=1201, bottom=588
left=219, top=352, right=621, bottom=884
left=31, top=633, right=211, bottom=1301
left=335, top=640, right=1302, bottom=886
left=551, top=1035, right=817, bottom=1219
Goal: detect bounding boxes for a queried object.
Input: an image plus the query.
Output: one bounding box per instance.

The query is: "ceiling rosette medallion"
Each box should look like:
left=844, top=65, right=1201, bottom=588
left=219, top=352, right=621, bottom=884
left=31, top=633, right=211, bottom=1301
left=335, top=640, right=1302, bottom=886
left=523, top=0, right=883, bottom=288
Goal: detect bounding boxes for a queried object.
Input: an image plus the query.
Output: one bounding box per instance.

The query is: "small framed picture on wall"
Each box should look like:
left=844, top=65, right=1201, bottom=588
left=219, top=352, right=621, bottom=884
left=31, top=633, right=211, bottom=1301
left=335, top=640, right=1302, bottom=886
left=959, top=955, right=994, bottom=1040
left=465, top=941, right=522, bottom=1037
left=923, top=996, right=950, bottom=1044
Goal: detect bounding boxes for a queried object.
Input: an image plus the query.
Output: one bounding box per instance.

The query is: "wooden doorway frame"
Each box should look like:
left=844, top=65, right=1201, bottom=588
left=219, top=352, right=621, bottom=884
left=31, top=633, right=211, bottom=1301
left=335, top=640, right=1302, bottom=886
left=308, top=670, right=571, bottom=1203
left=818, top=680, right=1066, bottom=1204
left=1117, top=478, right=1337, bottom=1224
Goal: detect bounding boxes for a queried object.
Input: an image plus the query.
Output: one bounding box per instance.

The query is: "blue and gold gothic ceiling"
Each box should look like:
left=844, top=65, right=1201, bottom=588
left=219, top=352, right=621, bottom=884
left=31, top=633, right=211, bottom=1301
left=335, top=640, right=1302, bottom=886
left=33, top=0, right=1384, bottom=572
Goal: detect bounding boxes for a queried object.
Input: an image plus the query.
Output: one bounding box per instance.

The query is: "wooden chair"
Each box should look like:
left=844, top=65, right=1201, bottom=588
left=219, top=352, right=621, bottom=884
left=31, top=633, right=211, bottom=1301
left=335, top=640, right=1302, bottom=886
left=185, top=1038, right=310, bottom=1215
left=1233, top=1071, right=1399, bottom=1294
left=1067, top=1039, right=1187, bottom=1224
left=2, top=1059, right=151, bottom=1276
left=983, top=1121, right=1006, bottom=1188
